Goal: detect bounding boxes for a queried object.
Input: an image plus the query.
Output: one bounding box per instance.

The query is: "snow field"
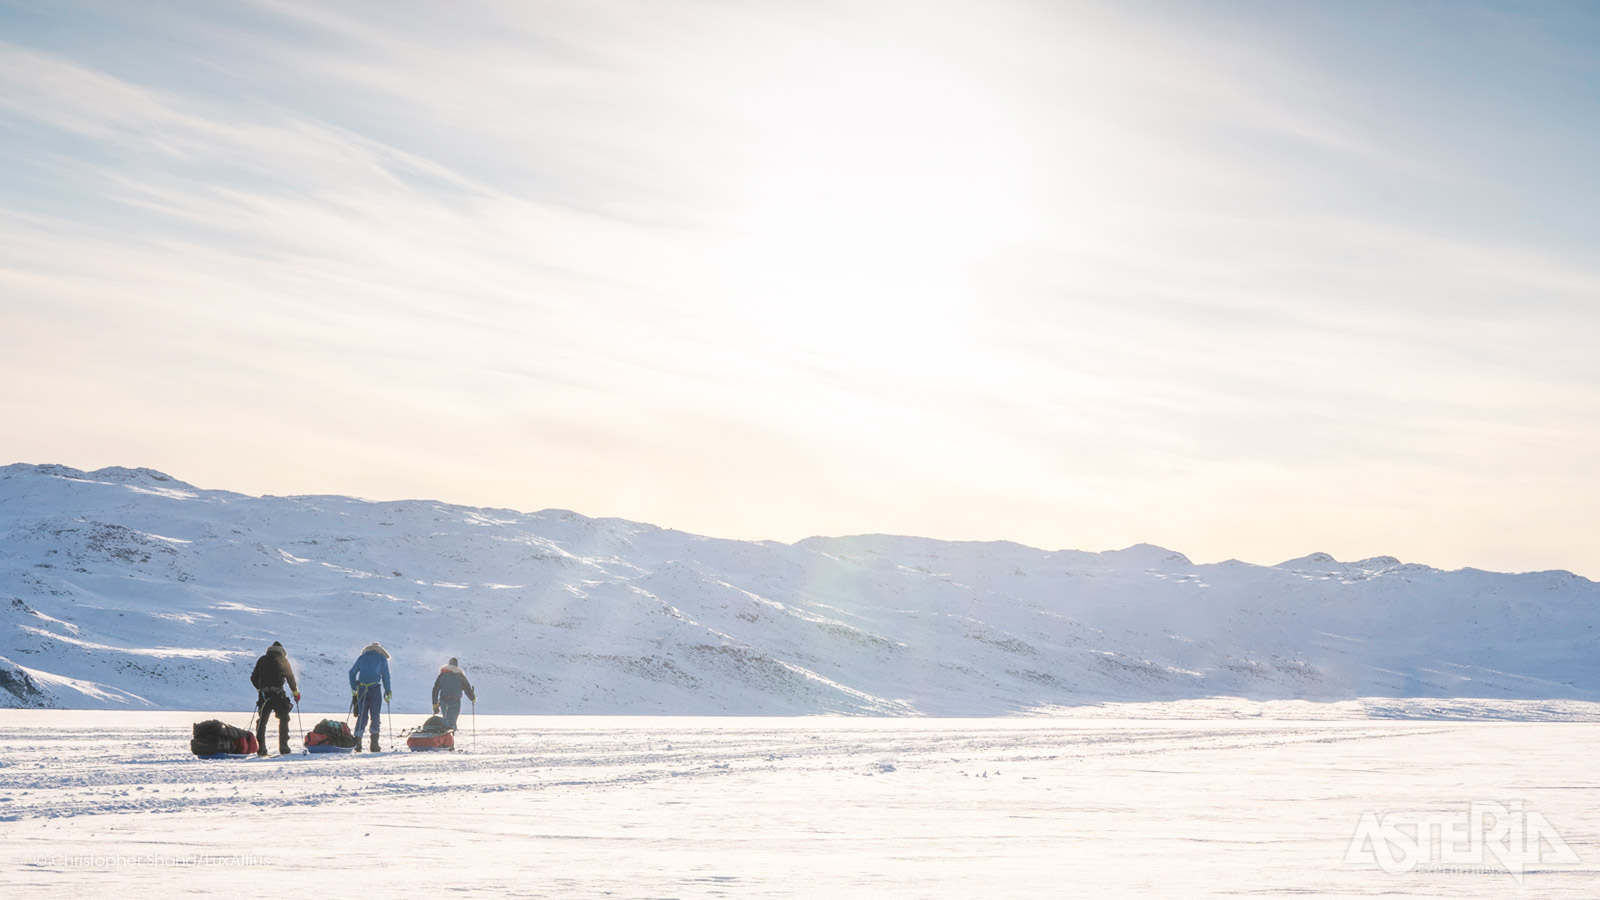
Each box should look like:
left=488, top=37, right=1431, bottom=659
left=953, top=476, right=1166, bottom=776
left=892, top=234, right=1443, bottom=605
left=4, top=711, right=1599, bottom=898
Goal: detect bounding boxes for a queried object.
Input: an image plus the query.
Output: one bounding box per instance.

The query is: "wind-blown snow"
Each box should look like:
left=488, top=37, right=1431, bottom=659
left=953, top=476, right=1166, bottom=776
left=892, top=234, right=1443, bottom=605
left=3, top=463, right=1597, bottom=714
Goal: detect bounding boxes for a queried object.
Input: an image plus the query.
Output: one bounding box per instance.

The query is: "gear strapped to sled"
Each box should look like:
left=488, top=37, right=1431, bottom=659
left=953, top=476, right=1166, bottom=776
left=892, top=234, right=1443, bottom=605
left=191, top=719, right=259, bottom=757
left=402, top=714, right=456, bottom=752
left=304, top=718, right=359, bottom=752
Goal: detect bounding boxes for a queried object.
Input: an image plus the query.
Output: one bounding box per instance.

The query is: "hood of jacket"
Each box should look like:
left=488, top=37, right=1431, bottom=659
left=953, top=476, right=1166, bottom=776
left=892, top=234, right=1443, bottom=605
left=267, top=641, right=286, bottom=656
left=361, top=642, right=390, bottom=659
left=439, top=664, right=463, bottom=675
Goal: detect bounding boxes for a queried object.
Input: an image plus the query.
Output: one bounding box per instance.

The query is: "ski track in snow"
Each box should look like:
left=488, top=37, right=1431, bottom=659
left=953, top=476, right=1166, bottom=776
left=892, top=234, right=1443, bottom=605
left=4, top=712, right=1600, bottom=898
left=1, top=718, right=1443, bottom=822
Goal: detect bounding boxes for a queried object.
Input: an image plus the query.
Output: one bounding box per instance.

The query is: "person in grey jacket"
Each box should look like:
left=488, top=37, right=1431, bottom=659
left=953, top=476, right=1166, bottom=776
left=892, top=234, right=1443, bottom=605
left=430, top=657, right=477, bottom=730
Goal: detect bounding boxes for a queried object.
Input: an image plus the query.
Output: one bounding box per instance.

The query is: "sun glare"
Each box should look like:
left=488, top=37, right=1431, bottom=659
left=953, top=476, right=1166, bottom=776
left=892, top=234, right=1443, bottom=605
left=711, top=30, right=1040, bottom=383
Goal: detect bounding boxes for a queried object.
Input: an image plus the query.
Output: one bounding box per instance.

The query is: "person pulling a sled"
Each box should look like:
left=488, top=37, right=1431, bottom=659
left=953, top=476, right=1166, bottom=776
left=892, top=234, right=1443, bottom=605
left=431, top=657, right=477, bottom=730
left=348, top=641, right=391, bottom=752
left=250, top=640, right=300, bottom=756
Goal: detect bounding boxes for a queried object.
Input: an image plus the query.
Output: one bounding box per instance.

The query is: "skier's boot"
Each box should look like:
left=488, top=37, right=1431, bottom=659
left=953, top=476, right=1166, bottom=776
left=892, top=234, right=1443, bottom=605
left=279, top=741, right=292, bottom=756
left=256, top=748, right=268, bottom=757
left=370, top=733, right=380, bottom=753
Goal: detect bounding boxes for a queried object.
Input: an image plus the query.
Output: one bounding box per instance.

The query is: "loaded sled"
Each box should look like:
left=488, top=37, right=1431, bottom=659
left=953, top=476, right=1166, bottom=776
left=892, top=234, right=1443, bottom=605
left=404, top=715, right=455, bottom=751
left=191, top=719, right=259, bottom=758
left=304, top=718, right=359, bottom=754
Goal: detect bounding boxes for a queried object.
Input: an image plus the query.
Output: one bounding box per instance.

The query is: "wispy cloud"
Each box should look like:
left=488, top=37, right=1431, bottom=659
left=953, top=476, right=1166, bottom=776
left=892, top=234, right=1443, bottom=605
left=1, top=0, right=1598, bottom=574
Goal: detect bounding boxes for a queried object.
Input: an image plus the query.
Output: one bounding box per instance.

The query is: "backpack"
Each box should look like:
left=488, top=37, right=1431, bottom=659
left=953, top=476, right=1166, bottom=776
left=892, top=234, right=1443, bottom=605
left=305, top=718, right=358, bottom=749
left=191, top=719, right=258, bottom=756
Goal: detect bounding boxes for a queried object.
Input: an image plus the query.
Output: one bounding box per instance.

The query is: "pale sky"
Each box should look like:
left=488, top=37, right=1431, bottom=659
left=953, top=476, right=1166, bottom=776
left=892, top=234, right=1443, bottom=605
left=3, top=1, right=1598, bottom=576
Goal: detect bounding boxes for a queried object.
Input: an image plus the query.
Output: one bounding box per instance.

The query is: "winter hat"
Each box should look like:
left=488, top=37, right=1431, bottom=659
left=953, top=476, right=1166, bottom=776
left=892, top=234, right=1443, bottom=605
left=268, top=641, right=285, bottom=654
left=362, top=641, right=390, bottom=658
left=448, top=657, right=458, bottom=666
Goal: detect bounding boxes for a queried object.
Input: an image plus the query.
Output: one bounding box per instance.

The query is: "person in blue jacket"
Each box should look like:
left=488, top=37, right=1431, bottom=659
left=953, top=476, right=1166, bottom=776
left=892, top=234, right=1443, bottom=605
left=348, top=641, right=392, bottom=752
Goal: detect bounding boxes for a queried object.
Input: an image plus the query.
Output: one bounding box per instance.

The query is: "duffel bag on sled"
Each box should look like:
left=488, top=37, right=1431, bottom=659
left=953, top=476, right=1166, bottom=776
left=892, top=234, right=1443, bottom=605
left=405, top=715, right=455, bottom=752
left=305, top=718, right=359, bottom=752
left=192, top=719, right=258, bottom=757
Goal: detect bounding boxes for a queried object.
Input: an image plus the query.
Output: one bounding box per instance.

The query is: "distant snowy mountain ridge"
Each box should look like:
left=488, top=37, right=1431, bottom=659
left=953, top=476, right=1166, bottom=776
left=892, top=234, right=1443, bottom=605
left=2, top=463, right=1596, bottom=714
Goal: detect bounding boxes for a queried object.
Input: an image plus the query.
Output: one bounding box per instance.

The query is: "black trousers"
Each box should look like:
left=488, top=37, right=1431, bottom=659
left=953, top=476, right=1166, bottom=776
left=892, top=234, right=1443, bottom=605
left=256, top=690, right=292, bottom=751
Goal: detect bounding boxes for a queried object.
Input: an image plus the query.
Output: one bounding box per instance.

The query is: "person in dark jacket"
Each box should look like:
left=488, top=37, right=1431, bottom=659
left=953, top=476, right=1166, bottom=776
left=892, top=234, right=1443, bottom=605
left=250, top=641, right=300, bottom=756
left=431, top=657, right=477, bottom=729
left=348, top=641, right=391, bottom=752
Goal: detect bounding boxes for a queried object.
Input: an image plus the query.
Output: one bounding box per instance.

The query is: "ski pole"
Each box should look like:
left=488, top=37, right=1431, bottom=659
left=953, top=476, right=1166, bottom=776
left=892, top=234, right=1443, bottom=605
left=294, top=698, right=304, bottom=754
left=384, top=691, right=392, bottom=752
left=471, top=699, right=476, bottom=752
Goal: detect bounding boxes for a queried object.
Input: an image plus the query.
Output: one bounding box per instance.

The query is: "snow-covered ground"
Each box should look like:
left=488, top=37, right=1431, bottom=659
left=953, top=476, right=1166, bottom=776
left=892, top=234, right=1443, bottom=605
left=8, top=466, right=1599, bottom=893
left=3, top=707, right=1598, bottom=898
left=6, top=464, right=1600, bottom=714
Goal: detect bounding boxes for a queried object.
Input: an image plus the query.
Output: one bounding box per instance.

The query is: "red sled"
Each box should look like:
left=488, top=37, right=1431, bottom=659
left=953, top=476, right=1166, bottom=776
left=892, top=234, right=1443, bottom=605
left=406, top=730, right=455, bottom=751
left=191, top=719, right=258, bottom=757
left=405, top=715, right=455, bottom=751
left=304, top=719, right=358, bottom=753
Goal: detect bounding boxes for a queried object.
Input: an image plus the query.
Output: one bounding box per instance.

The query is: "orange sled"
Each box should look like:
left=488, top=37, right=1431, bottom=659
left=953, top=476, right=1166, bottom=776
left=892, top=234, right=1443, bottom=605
left=405, top=715, right=455, bottom=751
